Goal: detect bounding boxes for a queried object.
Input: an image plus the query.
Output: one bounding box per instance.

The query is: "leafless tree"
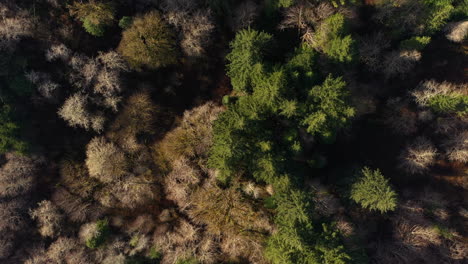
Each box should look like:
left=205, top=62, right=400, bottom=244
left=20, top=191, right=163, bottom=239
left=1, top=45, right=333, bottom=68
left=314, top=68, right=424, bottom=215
left=231, top=0, right=258, bottom=31
left=165, top=9, right=215, bottom=57
left=383, top=50, right=421, bottom=79
left=445, top=21, right=468, bottom=43
left=159, top=0, right=199, bottom=13
left=384, top=98, right=418, bottom=135
left=85, top=137, right=127, bottom=183
left=52, top=187, right=104, bottom=223
left=30, top=200, right=64, bottom=238
left=58, top=93, right=95, bottom=131
left=0, top=5, right=33, bottom=51
left=46, top=43, right=71, bottom=62
left=47, top=236, right=91, bottom=263
left=399, top=137, right=437, bottom=174
left=0, top=152, right=38, bottom=198
left=411, top=79, right=461, bottom=107
left=358, top=32, right=390, bottom=71
left=443, top=131, right=468, bottom=163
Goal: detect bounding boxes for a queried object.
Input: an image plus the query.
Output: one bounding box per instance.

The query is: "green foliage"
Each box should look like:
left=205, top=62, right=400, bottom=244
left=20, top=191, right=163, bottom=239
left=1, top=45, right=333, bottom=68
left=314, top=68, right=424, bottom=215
left=400, top=36, right=431, bottom=50
left=428, top=94, right=468, bottom=116
left=422, top=0, right=454, bottom=34
left=69, top=0, right=116, bottom=37
left=433, top=225, right=455, bottom=239
left=301, top=75, right=355, bottom=141
left=0, top=104, right=28, bottom=154
left=226, top=28, right=273, bottom=92
left=176, top=258, right=199, bottom=264
left=265, top=190, right=351, bottom=264
left=83, top=18, right=106, bottom=36
left=350, top=167, right=397, bottom=213
left=312, top=14, right=355, bottom=63
left=8, top=75, right=33, bottom=97
left=451, top=0, right=468, bottom=20
left=118, top=16, right=133, bottom=29
left=117, top=11, right=177, bottom=70
left=85, top=219, right=110, bottom=249
left=148, top=248, right=162, bottom=260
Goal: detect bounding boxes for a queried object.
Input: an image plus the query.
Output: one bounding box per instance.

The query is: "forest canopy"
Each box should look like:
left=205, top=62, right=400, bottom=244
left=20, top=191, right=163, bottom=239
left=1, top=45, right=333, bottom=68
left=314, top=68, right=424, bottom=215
left=0, top=0, right=467, bottom=264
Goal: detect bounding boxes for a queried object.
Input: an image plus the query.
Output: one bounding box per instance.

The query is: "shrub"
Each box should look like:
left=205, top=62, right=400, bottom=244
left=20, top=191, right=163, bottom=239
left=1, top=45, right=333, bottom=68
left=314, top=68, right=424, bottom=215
left=69, top=0, right=115, bottom=37
left=118, top=16, right=133, bottom=29
left=350, top=167, right=397, bottom=213
left=0, top=104, right=28, bottom=154
left=428, top=94, right=468, bottom=116
left=400, top=36, right=431, bottom=50
left=117, top=11, right=177, bottom=70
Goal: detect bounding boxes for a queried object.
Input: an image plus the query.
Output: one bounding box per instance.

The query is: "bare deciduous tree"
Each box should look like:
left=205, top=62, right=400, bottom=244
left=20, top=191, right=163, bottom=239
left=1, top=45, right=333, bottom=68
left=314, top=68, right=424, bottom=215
left=45, top=43, right=71, bottom=62
left=443, top=131, right=468, bottom=163
left=0, top=152, right=38, bottom=198
left=58, top=93, right=102, bottom=131
left=0, top=5, right=33, bottom=51
left=30, top=200, right=64, bottom=238
left=85, top=137, right=127, bottom=183
left=52, top=187, right=104, bottom=223
left=358, top=32, right=390, bottom=71
left=399, top=137, right=437, bottom=174
left=445, top=21, right=468, bottom=43
left=411, top=79, right=461, bottom=107
left=232, top=0, right=258, bottom=31
left=384, top=98, right=418, bottom=135
left=165, top=9, right=214, bottom=57
left=383, top=50, right=421, bottom=79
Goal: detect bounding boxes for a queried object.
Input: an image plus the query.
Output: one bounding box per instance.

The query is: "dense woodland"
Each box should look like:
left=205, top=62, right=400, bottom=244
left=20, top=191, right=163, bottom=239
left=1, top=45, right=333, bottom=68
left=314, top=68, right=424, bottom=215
left=0, top=0, right=467, bottom=263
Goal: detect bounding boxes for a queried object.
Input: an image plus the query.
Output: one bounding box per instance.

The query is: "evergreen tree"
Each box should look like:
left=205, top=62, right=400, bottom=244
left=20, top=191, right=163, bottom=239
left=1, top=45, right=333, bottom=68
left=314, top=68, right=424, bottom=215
left=312, top=14, right=355, bottom=63
left=301, top=75, right=355, bottom=142
left=350, top=167, right=397, bottom=213
left=226, top=28, right=273, bottom=92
